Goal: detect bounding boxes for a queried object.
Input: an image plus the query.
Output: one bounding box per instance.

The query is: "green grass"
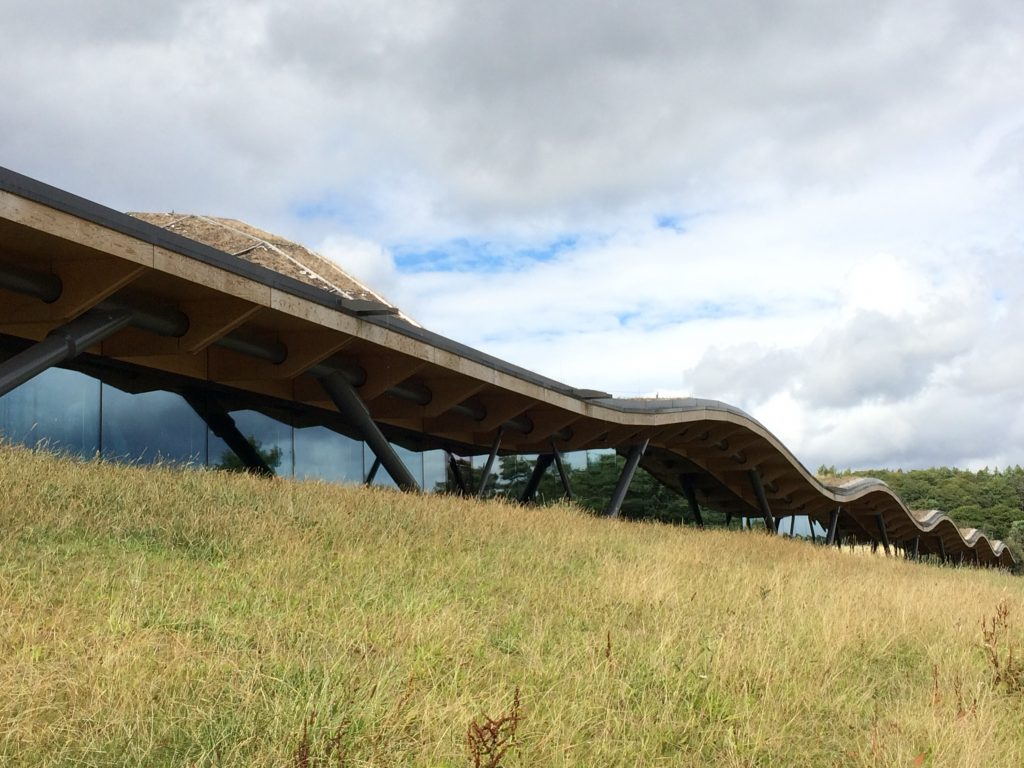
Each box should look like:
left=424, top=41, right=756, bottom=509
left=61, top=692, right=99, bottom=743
left=2, top=443, right=1024, bottom=766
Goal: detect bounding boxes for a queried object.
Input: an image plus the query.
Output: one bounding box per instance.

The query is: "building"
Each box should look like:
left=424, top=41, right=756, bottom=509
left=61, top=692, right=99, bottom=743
left=0, top=166, right=1013, bottom=567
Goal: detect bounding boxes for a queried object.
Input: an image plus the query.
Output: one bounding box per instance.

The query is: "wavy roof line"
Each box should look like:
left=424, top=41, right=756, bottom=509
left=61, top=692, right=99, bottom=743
left=0, top=165, right=1014, bottom=569
left=592, top=397, right=1013, bottom=565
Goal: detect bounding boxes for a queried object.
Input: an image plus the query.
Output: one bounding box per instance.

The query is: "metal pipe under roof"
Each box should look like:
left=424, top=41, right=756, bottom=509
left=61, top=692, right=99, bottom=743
left=0, top=263, right=552, bottom=438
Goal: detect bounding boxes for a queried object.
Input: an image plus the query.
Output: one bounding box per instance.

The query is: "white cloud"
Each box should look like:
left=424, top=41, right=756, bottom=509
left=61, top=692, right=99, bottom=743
left=317, top=234, right=400, bottom=302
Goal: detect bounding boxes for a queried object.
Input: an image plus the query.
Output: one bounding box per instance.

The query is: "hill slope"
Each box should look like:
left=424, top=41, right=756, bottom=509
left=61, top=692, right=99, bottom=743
left=2, top=445, right=1024, bottom=767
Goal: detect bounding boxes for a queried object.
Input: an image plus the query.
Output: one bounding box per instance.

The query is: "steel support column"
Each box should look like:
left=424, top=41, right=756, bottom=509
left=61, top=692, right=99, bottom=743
left=912, top=536, right=920, bottom=561
left=317, top=371, right=420, bottom=492
left=476, top=427, right=504, bottom=498
left=0, top=308, right=134, bottom=397
left=680, top=475, right=705, bottom=528
left=747, top=469, right=776, bottom=533
left=550, top=440, right=574, bottom=501
left=520, top=453, right=555, bottom=503
left=937, top=537, right=946, bottom=563
left=604, top=439, right=649, bottom=518
left=446, top=453, right=467, bottom=495
left=825, top=507, right=840, bottom=546
left=184, top=393, right=274, bottom=476
left=875, top=514, right=891, bottom=556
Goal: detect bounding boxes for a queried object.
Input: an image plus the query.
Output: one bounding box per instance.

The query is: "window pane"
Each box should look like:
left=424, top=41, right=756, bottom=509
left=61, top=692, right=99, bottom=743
left=100, top=385, right=207, bottom=465
left=294, top=425, right=364, bottom=483
left=364, top=443, right=424, bottom=489
left=562, top=450, right=588, bottom=470
left=0, top=368, right=100, bottom=457
left=207, top=409, right=294, bottom=476
left=423, top=449, right=447, bottom=493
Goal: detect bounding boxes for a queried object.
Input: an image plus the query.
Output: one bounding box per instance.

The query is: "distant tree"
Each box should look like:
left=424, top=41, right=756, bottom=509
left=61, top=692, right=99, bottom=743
left=216, top=436, right=282, bottom=474
left=1006, top=520, right=1024, bottom=567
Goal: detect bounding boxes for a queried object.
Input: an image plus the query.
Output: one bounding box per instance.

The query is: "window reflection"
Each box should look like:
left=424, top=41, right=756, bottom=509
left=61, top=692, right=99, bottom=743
left=0, top=368, right=100, bottom=457
left=100, top=385, right=207, bottom=465
left=207, top=409, right=294, bottom=476
left=363, top=442, right=424, bottom=489
left=1, top=369, right=555, bottom=500
left=423, top=449, right=447, bottom=493
left=294, top=425, right=364, bottom=483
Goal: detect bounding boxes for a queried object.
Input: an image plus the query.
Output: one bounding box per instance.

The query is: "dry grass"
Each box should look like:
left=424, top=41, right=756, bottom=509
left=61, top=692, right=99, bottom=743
left=2, top=443, right=1024, bottom=766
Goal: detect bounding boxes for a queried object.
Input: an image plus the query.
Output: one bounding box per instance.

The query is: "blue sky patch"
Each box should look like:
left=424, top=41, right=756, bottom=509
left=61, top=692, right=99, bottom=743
left=655, top=214, right=687, bottom=233
left=393, top=234, right=582, bottom=273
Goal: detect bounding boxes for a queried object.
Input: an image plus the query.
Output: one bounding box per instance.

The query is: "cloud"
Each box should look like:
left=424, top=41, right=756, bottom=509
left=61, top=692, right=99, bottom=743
left=317, top=234, right=400, bottom=303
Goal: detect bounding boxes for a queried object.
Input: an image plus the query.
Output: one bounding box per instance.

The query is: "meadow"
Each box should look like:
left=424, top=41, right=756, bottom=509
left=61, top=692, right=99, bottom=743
left=2, top=443, right=1023, bottom=766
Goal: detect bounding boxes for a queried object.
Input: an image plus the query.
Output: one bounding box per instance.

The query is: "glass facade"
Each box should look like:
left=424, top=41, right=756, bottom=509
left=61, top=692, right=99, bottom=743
left=0, top=368, right=446, bottom=489
left=0, top=369, right=834, bottom=535
left=0, top=367, right=100, bottom=457
left=101, top=385, right=208, bottom=466
left=208, top=409, right=295, bottom=475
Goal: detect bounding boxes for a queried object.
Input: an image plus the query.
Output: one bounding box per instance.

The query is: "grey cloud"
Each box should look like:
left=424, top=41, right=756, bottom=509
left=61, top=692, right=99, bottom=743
left=0, top=0, right=191, bottom=44
left=682, top=303, right=977, bottom=412
left=797, top=308, right=975, bottom=408
left=805, top=388, right=1018, bottom=470
left=684, top=344, right=799, bottom=405
left=3, top=0, right=1023, bottom=234
left=260, top=0, right=1024, bottom=221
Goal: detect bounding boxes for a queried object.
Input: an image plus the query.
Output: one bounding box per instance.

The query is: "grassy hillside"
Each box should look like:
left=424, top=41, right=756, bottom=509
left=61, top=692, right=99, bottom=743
left=3, top=445, right=1024, bottom=767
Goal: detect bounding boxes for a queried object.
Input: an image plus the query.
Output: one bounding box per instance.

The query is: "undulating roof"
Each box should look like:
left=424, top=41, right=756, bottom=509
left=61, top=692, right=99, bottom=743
left=0, top=165, right=1015, bottom=569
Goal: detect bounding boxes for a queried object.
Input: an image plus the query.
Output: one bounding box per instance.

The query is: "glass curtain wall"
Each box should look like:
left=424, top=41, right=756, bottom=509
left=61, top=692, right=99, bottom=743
left=0, top=368, right=100, bottom=456
left=0, top=368, right=446, bottom=489
left=0, top=369, right=843, bottom=535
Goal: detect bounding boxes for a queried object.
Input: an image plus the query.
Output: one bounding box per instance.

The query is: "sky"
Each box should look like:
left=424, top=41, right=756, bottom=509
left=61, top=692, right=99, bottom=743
left=2, top=0, right=1022, bottom=471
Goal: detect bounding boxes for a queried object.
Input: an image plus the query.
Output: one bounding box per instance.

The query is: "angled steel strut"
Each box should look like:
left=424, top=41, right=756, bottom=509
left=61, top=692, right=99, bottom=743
left=747, top=469, right=777, bottom=533
left=680, top=475, right=705, bottom=528
left=875, top=513, right=891, bottom=556
left=476, top=427, right=504, bottom=498
left=0, top=308, right=133, bottom=397
left=521, top=453, right=555, bottom=503
left=550, top=440, right=574, bottom=501
left=826, top=507, right=841, bottom=546
left=316, top=371, right=420, bottom=492
left=446, top=452, right=468, bottom=495
left=605, top=439, right=650, bottom=517
left=184, top=393, right=275, bottom=477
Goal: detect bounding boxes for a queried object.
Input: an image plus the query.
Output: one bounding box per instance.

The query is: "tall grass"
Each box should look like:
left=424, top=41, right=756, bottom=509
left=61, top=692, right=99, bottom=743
left=1, top=443, right=1023, bottom=766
